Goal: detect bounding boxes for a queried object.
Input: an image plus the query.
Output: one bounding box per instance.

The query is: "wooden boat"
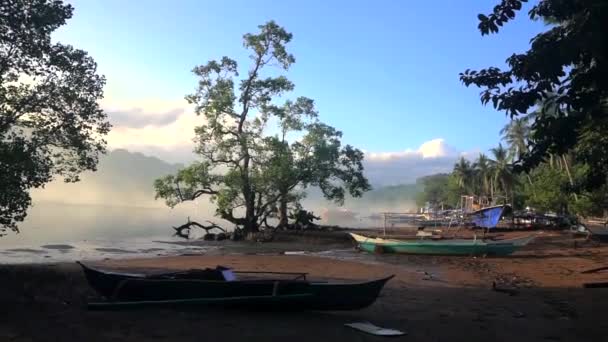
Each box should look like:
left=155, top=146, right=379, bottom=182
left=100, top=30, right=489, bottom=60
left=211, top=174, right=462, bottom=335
left=469, top=205, right=507, bottom=228
left=77, top=262, right=393, bottom=311
left=587, top=226, right=608, bottom=242
left=349, top=233, right=535, bottom=256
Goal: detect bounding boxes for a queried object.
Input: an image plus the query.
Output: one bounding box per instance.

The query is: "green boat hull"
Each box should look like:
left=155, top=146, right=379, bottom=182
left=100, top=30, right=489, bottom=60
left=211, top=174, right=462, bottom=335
left=357, top=241, right=519, bottom=256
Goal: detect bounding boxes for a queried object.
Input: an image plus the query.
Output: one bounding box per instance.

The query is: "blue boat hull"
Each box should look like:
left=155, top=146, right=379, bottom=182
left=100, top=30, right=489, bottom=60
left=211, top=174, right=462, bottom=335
left=470, top=205, right=505, bottom=228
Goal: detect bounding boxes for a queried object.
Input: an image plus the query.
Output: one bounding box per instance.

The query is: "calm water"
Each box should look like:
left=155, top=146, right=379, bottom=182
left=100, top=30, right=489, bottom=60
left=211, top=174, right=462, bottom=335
left=0, top=202, right=219, bottom=263
left=0, top=202, right=398, bottom=266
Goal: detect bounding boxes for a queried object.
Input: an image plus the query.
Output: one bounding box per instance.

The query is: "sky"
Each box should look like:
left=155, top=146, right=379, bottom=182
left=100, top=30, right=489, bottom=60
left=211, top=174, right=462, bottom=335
left=53, top=0, right=547, bottom=184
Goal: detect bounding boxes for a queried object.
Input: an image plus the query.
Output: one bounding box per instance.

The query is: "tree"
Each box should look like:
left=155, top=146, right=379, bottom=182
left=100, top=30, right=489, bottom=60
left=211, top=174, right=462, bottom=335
left=500, top=117, right=531, bottom=161
left=460, top=0, right=608, bottom=189
left=415, top=174, right=450, bottom=208
left=474, top=153, right=492, bottom=197
left=501, top=116, right=536, bottom=197
left=0, top=0, right=109, bottom=234
left=453, top=157, right=474, bottom=193
left=490, top=144, right=515, bottom=202
left=271, top=121, right=369, bottom=229
left=154, top=22, right=370, bottom=234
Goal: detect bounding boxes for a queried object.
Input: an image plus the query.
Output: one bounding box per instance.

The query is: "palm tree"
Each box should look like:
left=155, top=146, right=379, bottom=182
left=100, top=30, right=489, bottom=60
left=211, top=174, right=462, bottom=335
left=490, top=144, right=514, bottom=203
left=501, top=116, right=536, bottom=198
left=533, top=99, right=578, bottom=201
left=474, top=153, right=492, bottom=198
left=500, top=117, right=531, bottom=162
left=453, top=157, right=474, bottom=194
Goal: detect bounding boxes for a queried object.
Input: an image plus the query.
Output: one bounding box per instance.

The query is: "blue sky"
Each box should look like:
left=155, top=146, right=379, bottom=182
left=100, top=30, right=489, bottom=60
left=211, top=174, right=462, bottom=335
left=55, top=0, right=545, bottom=157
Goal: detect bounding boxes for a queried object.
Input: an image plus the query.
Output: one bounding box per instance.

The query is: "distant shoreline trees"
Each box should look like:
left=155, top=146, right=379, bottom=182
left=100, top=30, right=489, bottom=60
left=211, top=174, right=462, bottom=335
left=417, top=116, right=607, bottom=217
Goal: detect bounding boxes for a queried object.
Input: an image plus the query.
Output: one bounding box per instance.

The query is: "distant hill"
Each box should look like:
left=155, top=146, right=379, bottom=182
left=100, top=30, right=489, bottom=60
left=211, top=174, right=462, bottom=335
left=361, top=183, right=422, bottom=203
left=32, top=149, right=427, bottom=214
left=31, top=149, right=183, bottom=207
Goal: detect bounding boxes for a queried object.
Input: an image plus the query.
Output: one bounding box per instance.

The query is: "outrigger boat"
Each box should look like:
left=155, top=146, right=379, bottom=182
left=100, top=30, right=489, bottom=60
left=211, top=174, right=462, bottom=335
left=349, top=233, right=535, bottom=256
left=77, top=262, right=392, bottom=311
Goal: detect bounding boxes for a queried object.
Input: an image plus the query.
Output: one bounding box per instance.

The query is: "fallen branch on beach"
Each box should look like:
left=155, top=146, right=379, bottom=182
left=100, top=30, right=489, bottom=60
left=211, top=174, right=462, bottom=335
left=581, top=266, right=608, bottom=274
left=172, top=217, right=226, bottom=239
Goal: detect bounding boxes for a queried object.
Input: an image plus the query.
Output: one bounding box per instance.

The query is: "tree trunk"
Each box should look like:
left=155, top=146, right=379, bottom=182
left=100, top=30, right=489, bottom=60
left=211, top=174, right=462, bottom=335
left=241, top=152, right=259, bottom=233
left=278, top=192, right=288, bottom=229
left=526, top=173, right=536, bottom=199
left=562, top=155, right=578, bottom=201
left=244, top=192, right=258, bottom=233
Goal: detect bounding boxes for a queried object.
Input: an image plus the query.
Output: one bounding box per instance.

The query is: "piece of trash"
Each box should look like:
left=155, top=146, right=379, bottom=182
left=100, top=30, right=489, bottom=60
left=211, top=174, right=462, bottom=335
left=345, top=322, right=406, bottom=336
left=422, top=271, right=437, bottom=281
left=283, top=251, right=305, bottom=255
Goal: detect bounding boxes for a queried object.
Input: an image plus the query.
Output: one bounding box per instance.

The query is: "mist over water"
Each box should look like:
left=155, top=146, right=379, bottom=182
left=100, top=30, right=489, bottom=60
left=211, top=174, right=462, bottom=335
left=0, top=149, right=422, bottom=262
left=0, top=202, right=201, bottom=247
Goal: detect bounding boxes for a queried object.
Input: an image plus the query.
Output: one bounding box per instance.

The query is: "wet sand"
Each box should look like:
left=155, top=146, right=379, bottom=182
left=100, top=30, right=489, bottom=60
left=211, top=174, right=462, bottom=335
left=2, top=231, right=608, bottom=341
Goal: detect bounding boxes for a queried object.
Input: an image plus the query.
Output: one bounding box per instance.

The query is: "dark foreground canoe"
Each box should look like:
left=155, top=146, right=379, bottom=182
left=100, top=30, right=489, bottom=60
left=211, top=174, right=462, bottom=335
left=88, top=294, right=316, bottom=311
left=78, top=262, right=393, bottom=311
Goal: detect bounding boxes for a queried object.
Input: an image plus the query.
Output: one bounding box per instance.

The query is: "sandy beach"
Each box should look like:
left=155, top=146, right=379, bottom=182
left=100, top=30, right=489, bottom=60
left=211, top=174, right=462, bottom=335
left=2, top=231, right=608, bottom=341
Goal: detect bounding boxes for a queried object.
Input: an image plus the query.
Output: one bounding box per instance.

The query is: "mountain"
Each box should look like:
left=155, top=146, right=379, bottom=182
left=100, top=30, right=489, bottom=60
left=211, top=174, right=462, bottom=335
left=361, top=183, right=422, bottom=204
left=31, top=149, right=183, bottom=207
left=32, top=148, right=425, bottom=214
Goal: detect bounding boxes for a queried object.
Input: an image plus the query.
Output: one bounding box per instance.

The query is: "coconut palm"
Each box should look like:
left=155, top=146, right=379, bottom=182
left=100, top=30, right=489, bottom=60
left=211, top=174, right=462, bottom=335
left=501, top=116, right=536, bottom=197
left=474, top=153, right=492, bottom=198
left=500, top=117, right=531, bottom=161
left=453, top=157, right=474, bottom=194
left=490, top=144, right=515, bottom=203
left=532, top=100, right=578, bottom=200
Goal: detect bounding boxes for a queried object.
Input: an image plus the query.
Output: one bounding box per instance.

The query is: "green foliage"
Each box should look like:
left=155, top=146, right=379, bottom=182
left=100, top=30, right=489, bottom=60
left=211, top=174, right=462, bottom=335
left=453, top=157, right=474, bottom=193
left=415, top=174, right=461, bottom=208
left=155, top=22, right=369, bottom=232
left=473, top=153, right=492, bottom=197
left=0, top=0, right=109, bottom=234
left=522, top=164, right=572, bottom=214
left=461, top=0, right=608, bottom=189
left=490, top=143, right=515, bottom=200
left=365, top=183, right=421, bottom=205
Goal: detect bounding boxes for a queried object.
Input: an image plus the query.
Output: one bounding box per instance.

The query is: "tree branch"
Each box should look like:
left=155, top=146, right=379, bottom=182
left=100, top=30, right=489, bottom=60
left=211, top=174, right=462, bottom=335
left=172, top=218, right=226, bottom=239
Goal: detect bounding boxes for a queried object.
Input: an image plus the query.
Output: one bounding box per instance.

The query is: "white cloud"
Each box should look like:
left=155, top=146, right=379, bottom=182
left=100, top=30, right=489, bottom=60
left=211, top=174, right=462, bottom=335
left=365, top=138, right=457, bottom=161
left=364, top=139, right=472, bottom=186
left=108, top=108, right=184, bottom=128
left=99, top=96, right=477, bottom=185
left=101, top=97, right=199, bottom=163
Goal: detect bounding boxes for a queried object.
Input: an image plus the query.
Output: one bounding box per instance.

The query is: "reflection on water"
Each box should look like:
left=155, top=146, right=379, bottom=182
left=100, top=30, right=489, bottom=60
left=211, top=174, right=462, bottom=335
left=0, top=202, right=219, bottom=263
left=0, top=202, right=409, bottom=267
left=0, top=202, right=213, bottom=246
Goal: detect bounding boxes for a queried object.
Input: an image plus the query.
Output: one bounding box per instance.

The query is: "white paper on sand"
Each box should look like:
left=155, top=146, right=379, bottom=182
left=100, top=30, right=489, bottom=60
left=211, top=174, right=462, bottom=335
left=344, top=322, right=406, bottom=336
left=284, top=251, right=306, bottom=255
left=221, top=269, right=237, bottom=281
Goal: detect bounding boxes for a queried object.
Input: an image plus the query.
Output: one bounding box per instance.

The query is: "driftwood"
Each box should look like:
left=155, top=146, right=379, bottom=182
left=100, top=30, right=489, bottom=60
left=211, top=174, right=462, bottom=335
left=581, top=266, right=608, bottom=274
left=172, top=217, right=226, bottom=239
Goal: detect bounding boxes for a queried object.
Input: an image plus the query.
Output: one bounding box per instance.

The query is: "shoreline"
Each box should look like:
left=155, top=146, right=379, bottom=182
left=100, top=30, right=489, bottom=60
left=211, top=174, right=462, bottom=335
left=2, top=230, right=608, bottom=341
